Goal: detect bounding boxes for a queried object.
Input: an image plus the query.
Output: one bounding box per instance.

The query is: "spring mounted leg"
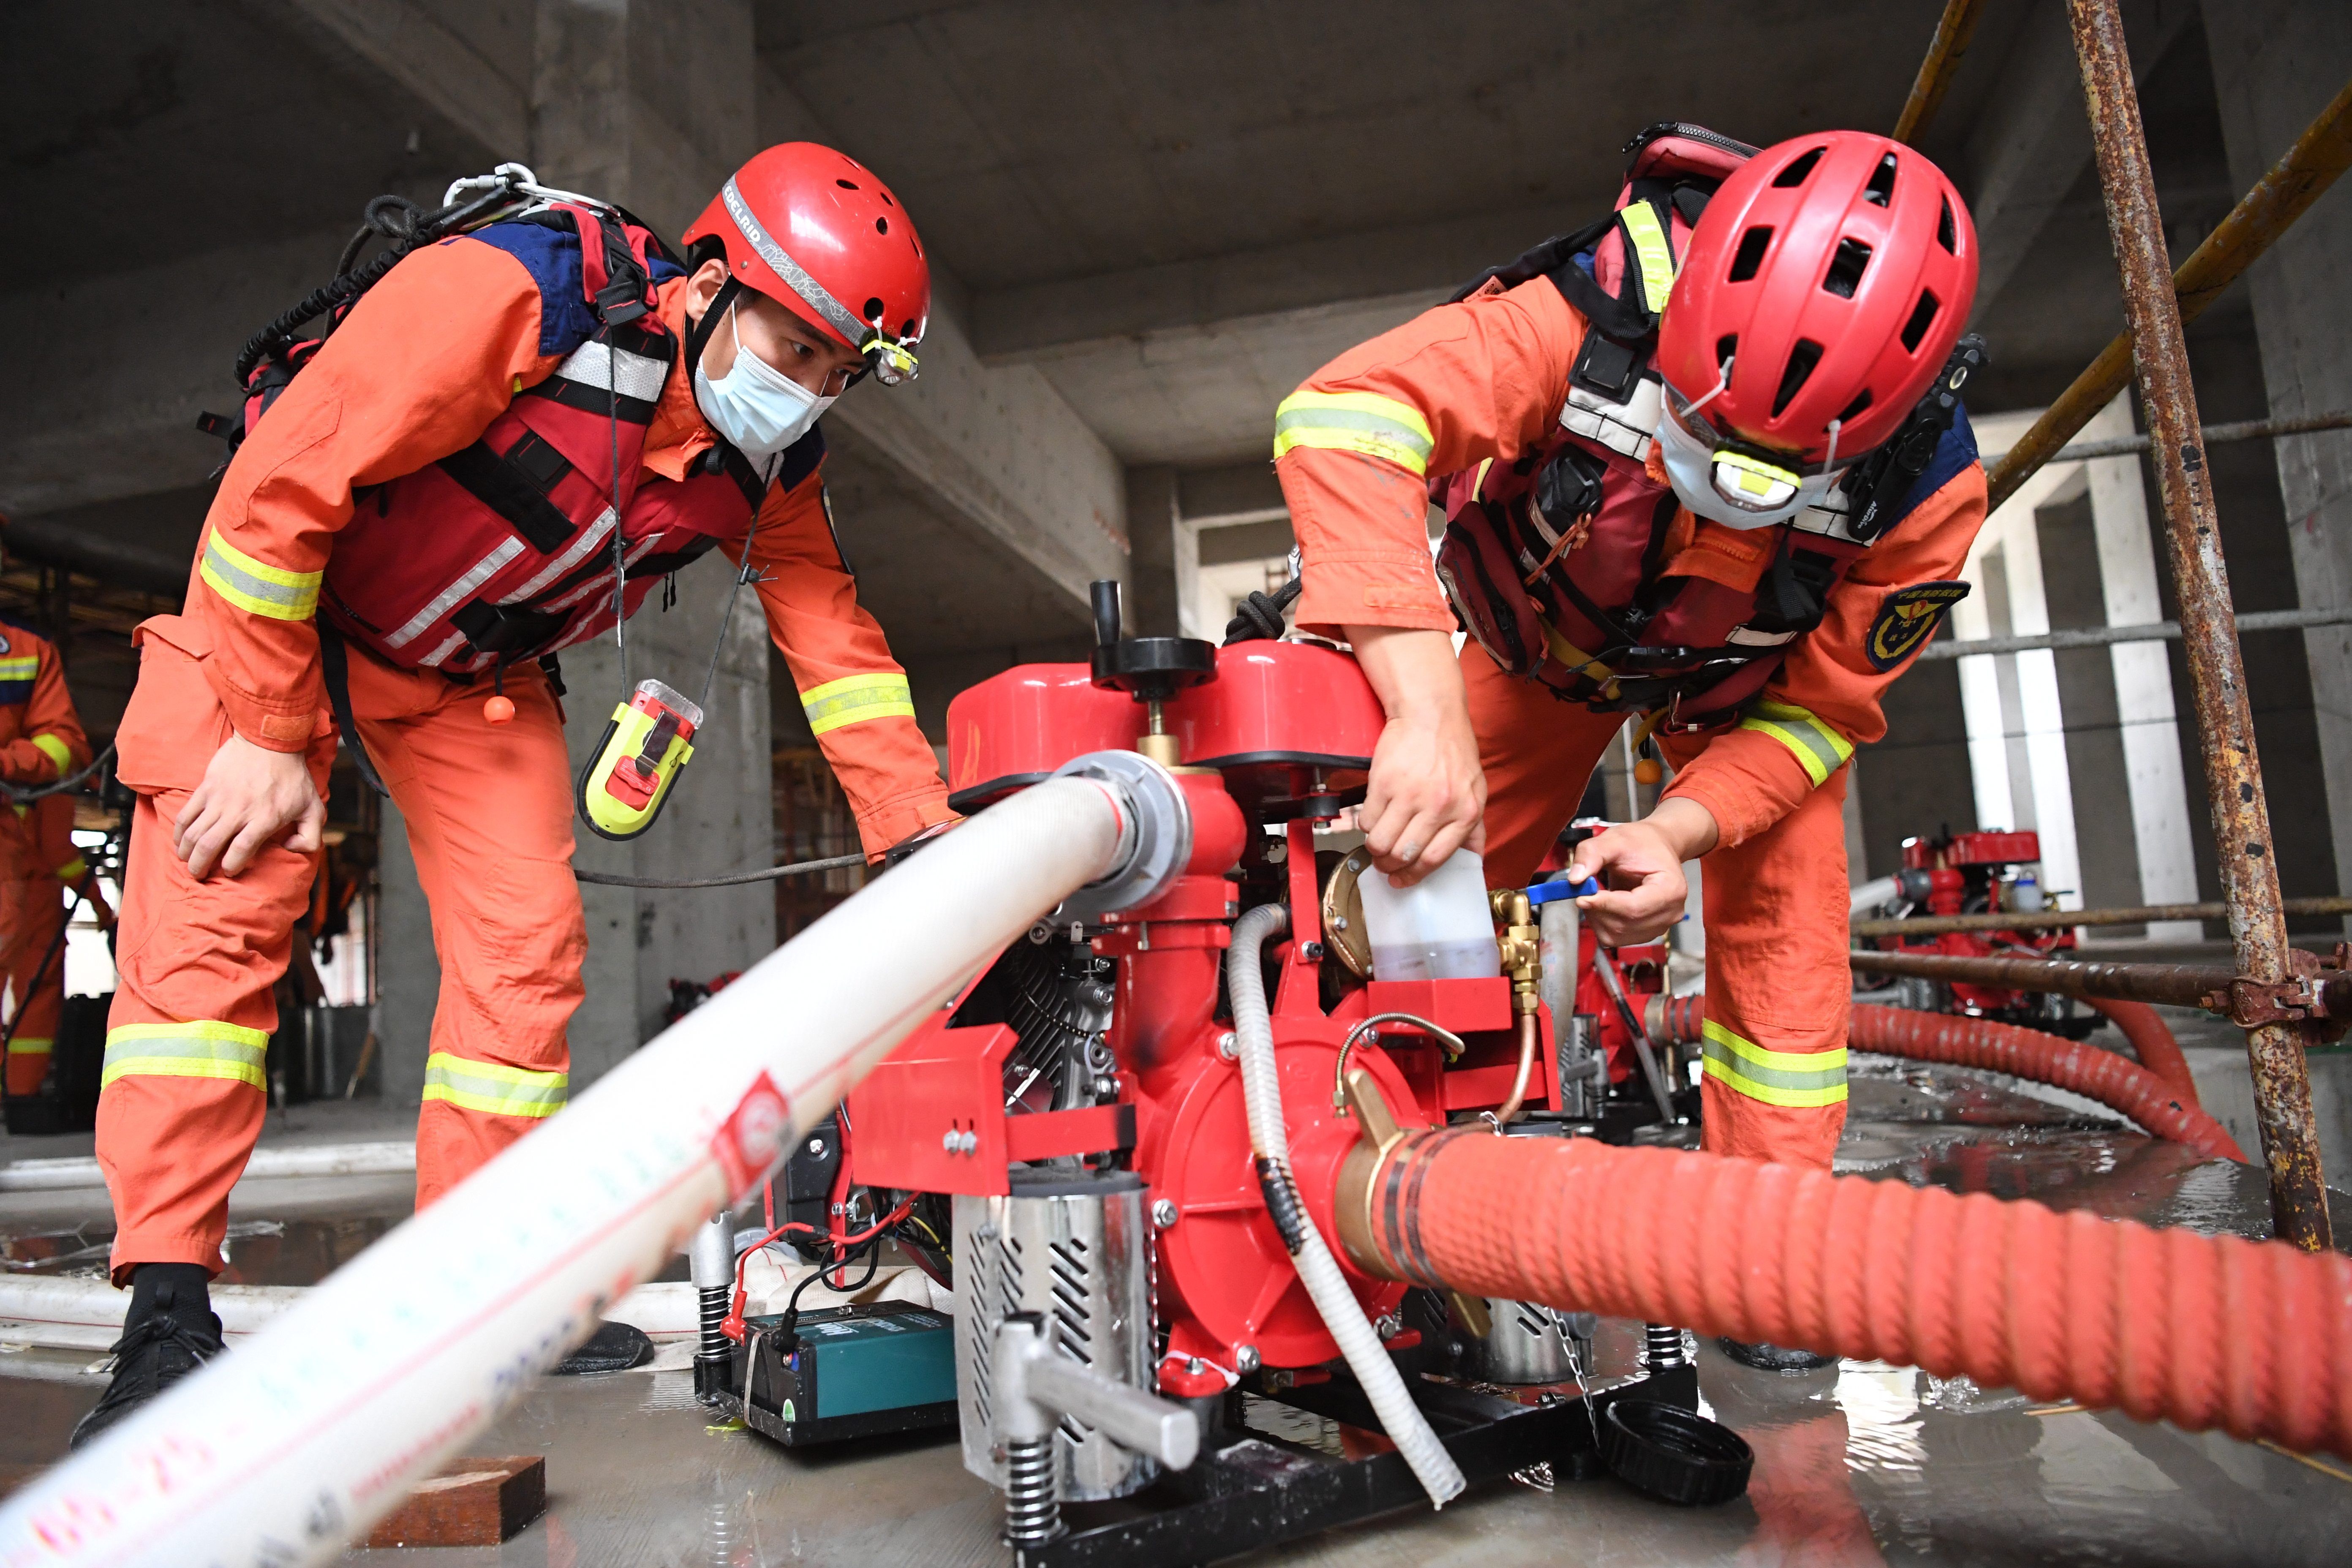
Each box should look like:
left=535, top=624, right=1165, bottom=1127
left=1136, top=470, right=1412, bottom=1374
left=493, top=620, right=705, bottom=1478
left=693, top=1284, right=734, bottom=1404
left=1001, top=1435, right=1064, bottom=1547
left=1644, top=1323, right=1688, bottom=1371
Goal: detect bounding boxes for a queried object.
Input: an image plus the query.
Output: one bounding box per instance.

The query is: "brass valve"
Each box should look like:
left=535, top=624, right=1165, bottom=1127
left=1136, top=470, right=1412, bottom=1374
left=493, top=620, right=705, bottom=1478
left=1489, top=887, right=1543, bottom=1016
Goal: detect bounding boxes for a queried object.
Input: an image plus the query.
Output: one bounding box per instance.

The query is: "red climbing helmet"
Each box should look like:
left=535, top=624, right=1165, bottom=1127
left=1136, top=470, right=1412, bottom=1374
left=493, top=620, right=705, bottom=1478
left=682, top=142, right=931, bottom=384
left=1656, top=131, right=1977, bottom=465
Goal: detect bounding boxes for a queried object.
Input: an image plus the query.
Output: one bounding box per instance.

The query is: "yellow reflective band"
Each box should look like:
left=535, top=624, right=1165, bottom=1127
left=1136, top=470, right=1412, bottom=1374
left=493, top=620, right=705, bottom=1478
left=1619, top=202, right=1680, bottom=315
left=54, top=857, right=85, bottom=882
left=1272, top=391, right=1436, bottom=476
left=6, top=1037, right=52, bottom=1056
left=1701, top=1019, right=1848, bottom=1108
left=800, top=672, right=916, bottom=737
left=102, top=1020, right=269, bottom=1091
left=200, top=532, right=321, bottom=623
left=422, top=1051, right=567, bottom=1119
left=30, top=733, right=72, bottom=774
left=1738, top=700, right=1854, bottom=788
left=0, top=656, right=38, bottom=681
left=1712, top=449, right=1801, bottom=502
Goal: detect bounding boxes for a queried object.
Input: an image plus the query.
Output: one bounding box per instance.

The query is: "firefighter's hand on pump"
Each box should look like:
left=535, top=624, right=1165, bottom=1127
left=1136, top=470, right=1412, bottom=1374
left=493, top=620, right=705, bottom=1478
left=174, top=733, right=326, bottom=879
left=1344, top=625, right=1486, bottom=887
left=1566, top=798, right=1718, bottom=946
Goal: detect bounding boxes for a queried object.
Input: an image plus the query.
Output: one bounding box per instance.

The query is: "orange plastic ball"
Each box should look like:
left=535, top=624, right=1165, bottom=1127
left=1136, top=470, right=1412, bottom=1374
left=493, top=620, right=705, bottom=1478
left=483, top=694, right=517, bottom=725
left=1633, top=757, right=1664, bottom=786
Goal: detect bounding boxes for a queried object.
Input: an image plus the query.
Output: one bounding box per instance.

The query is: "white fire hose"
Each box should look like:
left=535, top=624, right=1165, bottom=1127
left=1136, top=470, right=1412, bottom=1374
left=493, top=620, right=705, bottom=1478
left=1227, top=903, right=1467, bottom=1508
left=0, top=760, right=1184, bottom=1567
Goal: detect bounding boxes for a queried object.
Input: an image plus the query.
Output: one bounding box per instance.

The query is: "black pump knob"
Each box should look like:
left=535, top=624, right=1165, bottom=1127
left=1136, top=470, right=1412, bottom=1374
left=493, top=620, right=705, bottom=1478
left=1091, top=580, right=1123, bottom=649
left=1085, top=578, right=1217, bottom=703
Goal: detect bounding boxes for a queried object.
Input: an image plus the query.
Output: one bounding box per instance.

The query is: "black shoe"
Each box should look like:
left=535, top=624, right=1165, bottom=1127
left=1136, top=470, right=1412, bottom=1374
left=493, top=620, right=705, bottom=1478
left=553, top=1319, right=654, bottom=1375
left=71, top=1269, right=224, bottom=1450
left=1717, top=1337, right=1837, bottom=1373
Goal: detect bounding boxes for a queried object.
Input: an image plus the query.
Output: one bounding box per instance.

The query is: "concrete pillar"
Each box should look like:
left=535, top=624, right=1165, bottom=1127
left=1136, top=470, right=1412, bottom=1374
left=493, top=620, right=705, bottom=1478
left=375, top=0, right=773, bottom=1089
left=2081, top=396, right=2201, bottom=939
left=1125, top=466, right=1181, bottom=637
left=2207, top=6, right=2352, bottom=922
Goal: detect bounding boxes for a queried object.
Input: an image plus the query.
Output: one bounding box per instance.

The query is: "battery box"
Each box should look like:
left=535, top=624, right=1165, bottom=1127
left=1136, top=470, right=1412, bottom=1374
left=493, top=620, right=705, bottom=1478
left=724, top=1301, right=958, bottom=1446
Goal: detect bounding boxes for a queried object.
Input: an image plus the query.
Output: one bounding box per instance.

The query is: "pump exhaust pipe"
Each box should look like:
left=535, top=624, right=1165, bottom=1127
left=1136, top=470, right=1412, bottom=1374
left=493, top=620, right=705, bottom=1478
left=0, top=757, right=1190, bottom=1567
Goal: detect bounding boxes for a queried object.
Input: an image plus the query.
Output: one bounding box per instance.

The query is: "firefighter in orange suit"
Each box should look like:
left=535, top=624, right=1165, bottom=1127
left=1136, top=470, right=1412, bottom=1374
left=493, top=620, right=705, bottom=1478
left=1273, top=128, right=1986, bottom=1364
left=0, top=615, right=96, bottom=1097
left=77, top=145, right=952, bottom=1444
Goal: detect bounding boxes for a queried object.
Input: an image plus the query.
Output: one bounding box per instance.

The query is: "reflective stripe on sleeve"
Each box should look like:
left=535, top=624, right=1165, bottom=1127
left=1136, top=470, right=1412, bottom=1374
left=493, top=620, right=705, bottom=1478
left=1737, top=700, right=1855, bottom=788
left=200, top=534, right=322, bottom=623
left=30, top=733, right=72, bottom=773
left=1618, top=202, right=1680, bottom=315
left=6, top=1037, right=52, bottom=1057
left=54, top=856, right=85, bottom=882
left=421, top=1051, right=568, bottom=1119
left=1700, top=1020, right=1847, bottom=1108
left=102, top=1021, right=269, bottom=1090
left=0, top=656, right=39, bottom=681
left=800, top=672, right=916, bottom=736
left=1272, top=391, right=1437, bottom=476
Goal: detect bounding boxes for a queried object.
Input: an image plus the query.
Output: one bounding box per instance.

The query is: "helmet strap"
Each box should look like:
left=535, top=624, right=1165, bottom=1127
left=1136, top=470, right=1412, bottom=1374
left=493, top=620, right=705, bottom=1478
left=685, top=273, right=745, bottom=376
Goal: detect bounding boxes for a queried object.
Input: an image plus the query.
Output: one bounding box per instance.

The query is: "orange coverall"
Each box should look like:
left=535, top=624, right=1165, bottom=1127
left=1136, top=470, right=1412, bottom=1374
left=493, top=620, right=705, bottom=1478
left=99, top=240, right=952, bottom=1280
left=0, top=623, right=93, bottom=1097
left=1275, top=277, right=1986, bottom=1169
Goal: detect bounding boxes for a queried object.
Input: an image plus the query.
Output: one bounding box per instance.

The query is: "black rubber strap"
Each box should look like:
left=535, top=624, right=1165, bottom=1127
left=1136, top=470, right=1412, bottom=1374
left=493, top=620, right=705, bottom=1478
left=318, top=621, right=390, bottom=798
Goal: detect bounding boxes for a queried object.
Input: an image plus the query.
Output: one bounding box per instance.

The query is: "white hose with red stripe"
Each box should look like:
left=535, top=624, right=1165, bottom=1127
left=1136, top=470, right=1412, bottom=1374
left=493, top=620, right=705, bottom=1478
left=0, top=772, right=1147, bottom=1568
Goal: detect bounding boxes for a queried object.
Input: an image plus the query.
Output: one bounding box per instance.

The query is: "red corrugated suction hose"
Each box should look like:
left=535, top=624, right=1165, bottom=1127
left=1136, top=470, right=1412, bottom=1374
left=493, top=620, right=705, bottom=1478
left=1648, top=995, right=2244, bottom=1163
left=2082, top=996, right=2200, bottom=1106
left=1362, top=1130, right=2352, bottom=1458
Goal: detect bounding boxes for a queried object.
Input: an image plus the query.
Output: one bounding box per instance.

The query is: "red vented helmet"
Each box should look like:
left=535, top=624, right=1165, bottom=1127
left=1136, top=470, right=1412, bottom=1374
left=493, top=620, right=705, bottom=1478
left=1656, top=132, right=1976, bottom=464
left=682, top=142, right=931, bottom=384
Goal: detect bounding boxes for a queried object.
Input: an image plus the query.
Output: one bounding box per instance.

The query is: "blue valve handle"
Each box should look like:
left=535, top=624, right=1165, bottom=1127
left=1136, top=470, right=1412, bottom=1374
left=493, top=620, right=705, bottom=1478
left=1524, top=876, right=1600, bottom=905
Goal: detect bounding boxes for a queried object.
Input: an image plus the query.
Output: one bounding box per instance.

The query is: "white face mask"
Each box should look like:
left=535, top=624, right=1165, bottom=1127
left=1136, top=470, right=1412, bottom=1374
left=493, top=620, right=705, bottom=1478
left=1654, top=402, right=1846, bottom=530
left=691, top=300, right=836, bottom=474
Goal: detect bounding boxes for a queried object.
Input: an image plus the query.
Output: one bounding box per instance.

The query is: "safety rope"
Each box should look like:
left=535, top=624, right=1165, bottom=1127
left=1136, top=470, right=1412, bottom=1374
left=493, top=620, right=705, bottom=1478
left=0, top=743, right=114, bottom=805
left=572, top=851, right=865, bottom=889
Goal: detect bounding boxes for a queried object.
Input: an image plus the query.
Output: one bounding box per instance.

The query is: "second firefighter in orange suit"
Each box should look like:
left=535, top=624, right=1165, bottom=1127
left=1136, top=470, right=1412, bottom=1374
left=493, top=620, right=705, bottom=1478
left=79, top=146, right=954, bottom=1444
left=1274, top=128, right=1987, bottom=1180
left=0, top=617, right=98, bottom=1097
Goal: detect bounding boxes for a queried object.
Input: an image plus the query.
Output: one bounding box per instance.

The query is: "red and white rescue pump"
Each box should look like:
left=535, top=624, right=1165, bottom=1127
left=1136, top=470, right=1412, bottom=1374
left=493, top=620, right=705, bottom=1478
left=697, top=583, right=1730, bottom=1558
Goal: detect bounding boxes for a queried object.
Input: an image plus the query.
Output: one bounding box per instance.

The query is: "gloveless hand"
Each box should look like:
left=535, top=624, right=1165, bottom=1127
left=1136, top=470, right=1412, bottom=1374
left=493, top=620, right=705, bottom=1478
left=1345, top=626, right=1487, bottom=886
left=174, top=733, right=326, bottom=879
left=1567, top=796, right=1720, bottom=946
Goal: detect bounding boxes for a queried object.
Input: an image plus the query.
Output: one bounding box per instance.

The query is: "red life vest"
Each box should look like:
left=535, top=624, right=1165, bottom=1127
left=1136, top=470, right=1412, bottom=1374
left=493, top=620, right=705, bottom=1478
left=318, top=206, right=821, bottom=678
left=1433, top=124, right=1938, bottom=732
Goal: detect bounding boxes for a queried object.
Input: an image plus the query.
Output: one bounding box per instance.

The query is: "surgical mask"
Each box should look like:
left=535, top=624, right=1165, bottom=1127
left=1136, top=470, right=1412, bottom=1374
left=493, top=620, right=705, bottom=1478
left=1653, top=401, right=1847, bottom=531
left=691, top=300, right=835, bottom=474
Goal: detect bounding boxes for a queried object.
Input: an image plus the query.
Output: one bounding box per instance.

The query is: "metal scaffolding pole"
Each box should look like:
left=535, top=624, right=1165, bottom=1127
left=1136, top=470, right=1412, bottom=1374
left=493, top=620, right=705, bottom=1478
left=2068, top=0, right=2330, bottom=1249
left=1851, top=896, right=2352, bottom=939
left=1891, top=0, right=1987, bottom=145
left=1984, top=72, right=2352, bottom=512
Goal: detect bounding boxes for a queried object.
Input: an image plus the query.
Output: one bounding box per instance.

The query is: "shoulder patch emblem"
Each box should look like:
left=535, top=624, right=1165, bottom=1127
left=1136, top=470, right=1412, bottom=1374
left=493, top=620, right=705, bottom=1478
left=1867, top=580, right=1971, bottom=670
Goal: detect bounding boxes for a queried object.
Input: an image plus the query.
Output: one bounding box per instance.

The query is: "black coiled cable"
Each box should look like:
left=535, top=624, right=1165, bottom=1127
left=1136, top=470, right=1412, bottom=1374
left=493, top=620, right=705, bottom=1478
left=1222, top=575, right=1302, bottom=644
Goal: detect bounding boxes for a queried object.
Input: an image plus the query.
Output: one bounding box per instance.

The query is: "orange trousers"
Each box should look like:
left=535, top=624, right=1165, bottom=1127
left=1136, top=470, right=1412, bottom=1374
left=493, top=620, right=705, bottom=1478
left=0, top=877, right=67, bottom=1097
left=1465, top=645, right=1851, bottom=1168
left=98, top=615, right=584, bottom=1280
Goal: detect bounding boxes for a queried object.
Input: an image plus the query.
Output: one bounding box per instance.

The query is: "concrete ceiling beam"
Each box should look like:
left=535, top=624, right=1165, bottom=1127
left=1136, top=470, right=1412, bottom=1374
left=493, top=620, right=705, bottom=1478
left=755, top=64, right=1127, bottom=612
left=263, top=0, right=530, bottom=161
left=0, top=225, right=361, bottom=520
left=967, top=198, right=1595, bottom=365
left=1963, top=0, right=2193, bottom=324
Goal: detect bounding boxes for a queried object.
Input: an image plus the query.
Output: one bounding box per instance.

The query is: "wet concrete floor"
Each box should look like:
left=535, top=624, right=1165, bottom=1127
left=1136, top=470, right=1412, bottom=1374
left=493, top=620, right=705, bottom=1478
left=3, top=1064, right=2348, bottom=1565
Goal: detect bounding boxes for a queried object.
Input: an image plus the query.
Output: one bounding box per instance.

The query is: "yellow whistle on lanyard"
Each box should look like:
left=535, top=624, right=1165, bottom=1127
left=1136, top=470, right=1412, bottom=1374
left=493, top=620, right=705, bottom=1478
left=577, top=678, right=701, bottom=841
